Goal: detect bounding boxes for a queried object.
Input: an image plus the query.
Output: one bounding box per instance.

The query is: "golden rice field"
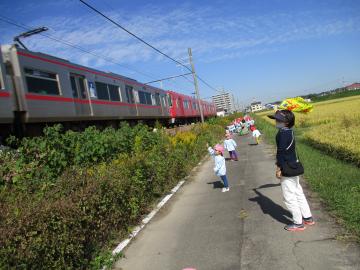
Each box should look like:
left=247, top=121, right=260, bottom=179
left=257, top=95, right=360, bottom=165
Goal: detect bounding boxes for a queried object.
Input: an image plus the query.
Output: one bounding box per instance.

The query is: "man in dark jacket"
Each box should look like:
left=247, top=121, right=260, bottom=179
left=268, top=110, right=315, bottom=231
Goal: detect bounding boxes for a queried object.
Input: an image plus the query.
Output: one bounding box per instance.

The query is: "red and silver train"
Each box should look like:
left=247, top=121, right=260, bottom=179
left=0, top=44, right=216, bottom=137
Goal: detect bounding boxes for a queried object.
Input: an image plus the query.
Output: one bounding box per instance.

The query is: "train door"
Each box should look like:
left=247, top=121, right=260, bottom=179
left=125, top=84, right=137, bottom=117
left=160, top=94, right=167, bottom=116
left=179, top=97, right=185, bottom=116
left=70, top=74, right=91, bottom=117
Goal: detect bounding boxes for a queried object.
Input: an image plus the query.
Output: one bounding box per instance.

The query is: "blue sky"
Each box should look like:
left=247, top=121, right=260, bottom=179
left=0, top=0, right=359, bottom=105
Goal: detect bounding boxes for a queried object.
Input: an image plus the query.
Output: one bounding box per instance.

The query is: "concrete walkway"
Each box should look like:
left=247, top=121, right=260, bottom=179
left=114, top=134, right=360, bottom=270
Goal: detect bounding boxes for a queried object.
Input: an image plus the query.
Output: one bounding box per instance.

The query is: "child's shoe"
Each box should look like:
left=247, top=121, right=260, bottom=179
left=303, top=217, right=315, bottom=226
left=284, top=223, right=306, bottom=231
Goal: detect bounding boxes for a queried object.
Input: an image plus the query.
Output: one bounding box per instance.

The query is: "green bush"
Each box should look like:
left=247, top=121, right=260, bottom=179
left=0, top=115, right=240, bottom=269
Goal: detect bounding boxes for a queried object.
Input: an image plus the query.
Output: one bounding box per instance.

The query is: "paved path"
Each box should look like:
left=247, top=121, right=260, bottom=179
left=114, top=134, right=360, bottom=270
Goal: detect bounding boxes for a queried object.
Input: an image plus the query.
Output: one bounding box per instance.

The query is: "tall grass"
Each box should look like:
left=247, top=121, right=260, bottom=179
left=254, top=116, right=360, bottom=240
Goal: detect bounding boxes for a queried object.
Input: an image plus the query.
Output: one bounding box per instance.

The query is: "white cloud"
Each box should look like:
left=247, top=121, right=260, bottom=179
left=1, top=3, right=359, bottom=76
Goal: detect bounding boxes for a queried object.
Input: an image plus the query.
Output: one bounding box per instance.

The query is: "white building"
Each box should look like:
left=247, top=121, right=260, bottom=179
left=216, top=110, right=225, bottom=117
left=212, top=92, right=235, bottom=113
left=250, top=101, right=263, bottom=112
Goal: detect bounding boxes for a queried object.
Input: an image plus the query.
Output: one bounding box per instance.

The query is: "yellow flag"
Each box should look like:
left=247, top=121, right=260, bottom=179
left=278, top=97, right=313, bottom=113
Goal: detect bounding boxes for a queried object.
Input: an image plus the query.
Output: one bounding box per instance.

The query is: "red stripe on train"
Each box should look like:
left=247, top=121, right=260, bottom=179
left=0, top=91, right=10, bottom=98
left=25, top=93, right=82, bottom=103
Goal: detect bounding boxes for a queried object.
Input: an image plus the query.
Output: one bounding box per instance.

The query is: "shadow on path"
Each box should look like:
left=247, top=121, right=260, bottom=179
left=257, top=183, right=281, bottom=189
left=207, top=181, right=224, bottom=189
left=249, top=186, right=292, bottom=225
left=248, top=143, right=259, bottom=146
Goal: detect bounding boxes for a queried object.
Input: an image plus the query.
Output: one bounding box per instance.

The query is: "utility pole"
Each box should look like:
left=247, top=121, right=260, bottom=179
left=188, top=48, right=204, bottom=123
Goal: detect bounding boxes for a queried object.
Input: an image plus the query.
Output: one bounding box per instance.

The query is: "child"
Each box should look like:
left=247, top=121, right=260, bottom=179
left=228, top=124, right=236, bottom=133
left=252, top=127, right=261, bottom=145
left=207, top=143, right=229, bottom=192
left=268, top=110, right=315, bottom=231
left=224, top=133, right=238, bottom=161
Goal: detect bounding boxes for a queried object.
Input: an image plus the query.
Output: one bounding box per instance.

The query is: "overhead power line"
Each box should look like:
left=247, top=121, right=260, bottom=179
left=78, top=0, right=219, bottom=93
left=0, top=15, right=158, bottom=81
left=145, top=72, right=192, bottom=85
left=79, top=0, right=188, bottom=69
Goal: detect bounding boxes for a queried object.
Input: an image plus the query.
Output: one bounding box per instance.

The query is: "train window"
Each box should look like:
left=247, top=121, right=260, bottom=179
left=78, top=77, right=87, bottom=99
left=25, top=68, right=60, bottom=95
left=138, top=91, right=153, bottom=105
left=95, top=81, right=109, bottom=100
left=151, top=94, right=156, bottom=105
left=138, top=91, right=146, bottom=104
left=70, top=76, right=78, bottom=98
left=70, top=74, right=88, bottom=99
left=176, top=98, right=179, bottom=108
left=183, top=100, right=189, bottom=109
left=145, top=92, right=152, bottom=105
left=108, top=84, right=121, bottom=101
left=150, top=94, right=154, bottom=105
left=161, top=95, right=167, bottom=107
left=167, top=95, right=173, bottom=107
left=125, top=85, right=134, bottom=103
left=155, top=93, right=161, bottom=106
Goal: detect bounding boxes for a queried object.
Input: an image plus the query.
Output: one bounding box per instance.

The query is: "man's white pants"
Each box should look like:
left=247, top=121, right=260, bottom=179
left=280, top=176, right=312, bottom=224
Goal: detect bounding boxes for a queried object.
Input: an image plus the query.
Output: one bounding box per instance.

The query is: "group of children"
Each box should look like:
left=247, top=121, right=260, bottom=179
left=207, top=111, right=315, bottom=232
left=208, top=117, right=261, bottom=193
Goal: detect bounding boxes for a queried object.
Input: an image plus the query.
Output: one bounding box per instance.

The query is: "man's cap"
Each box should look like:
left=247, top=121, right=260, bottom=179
left=267, top=110, right=287, bottom=122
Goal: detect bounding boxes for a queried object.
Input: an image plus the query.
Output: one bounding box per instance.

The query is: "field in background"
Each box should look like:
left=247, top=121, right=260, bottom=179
left=310, top=89, right=360, bottom=103
left=257, top=95, right=360, bottom=166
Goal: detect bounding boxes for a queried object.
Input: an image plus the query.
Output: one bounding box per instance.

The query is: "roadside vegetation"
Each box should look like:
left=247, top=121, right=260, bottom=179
left=0, top=115, right=238, bottom=269
left=254, top=101, right=360, bottom=241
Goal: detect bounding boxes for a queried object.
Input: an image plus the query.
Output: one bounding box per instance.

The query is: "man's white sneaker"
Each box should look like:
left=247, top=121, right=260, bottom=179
left=226, top=187, right=230, bottom=192
left=221, top=187, right=227, bottom=192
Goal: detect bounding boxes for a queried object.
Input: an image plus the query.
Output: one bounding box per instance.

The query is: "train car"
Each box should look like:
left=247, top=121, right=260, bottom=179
left=0, top=44, right=216, bottom=137
left=201, top=100, right=217, bottom=117
left=0, top=44, right=171, bottom=135
left=167, top=90, right=216, bottom=123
